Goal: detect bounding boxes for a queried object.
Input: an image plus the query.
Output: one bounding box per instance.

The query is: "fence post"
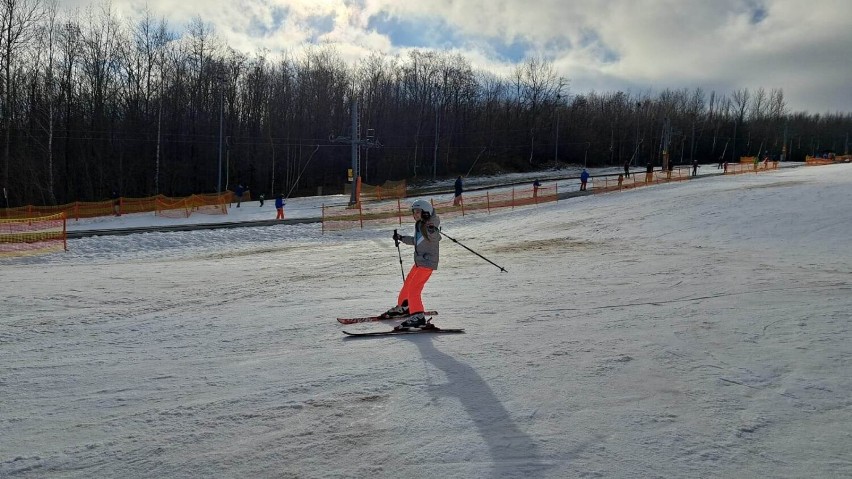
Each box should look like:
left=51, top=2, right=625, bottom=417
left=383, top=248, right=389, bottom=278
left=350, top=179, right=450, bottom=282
left=397, top=198, right=402, bottom=224
left=487, top=192, right=491, bottom=213
left=358, top=201, right=364, bottom=229
left=321, top=204, right=325, bottom=234
left=62, top=212, right=67, bottom=251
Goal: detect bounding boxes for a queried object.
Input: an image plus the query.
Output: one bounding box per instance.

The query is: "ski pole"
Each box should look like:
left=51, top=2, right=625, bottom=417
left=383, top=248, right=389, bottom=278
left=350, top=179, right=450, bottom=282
left=441, top=230, right=507, bottom=273
left=393, top=229, right=405, bottom=282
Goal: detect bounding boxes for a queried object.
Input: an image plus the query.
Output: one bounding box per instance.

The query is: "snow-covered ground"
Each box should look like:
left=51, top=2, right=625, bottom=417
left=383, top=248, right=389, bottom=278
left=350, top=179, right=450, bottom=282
left=2, top=164, right=850, bottom=478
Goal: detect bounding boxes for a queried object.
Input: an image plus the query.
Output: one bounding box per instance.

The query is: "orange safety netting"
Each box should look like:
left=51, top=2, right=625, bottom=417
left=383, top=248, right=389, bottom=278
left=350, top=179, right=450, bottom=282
left=2, top=192, right=233, bottom=221
left=155, top=194, right=228, bottom=218
left=361, top=180, right=407, bottom=200
left=0, top=213, right=67, bottom=257
left=724, top=161, right=778, bottom=174
left=322, top=184, right=560, bottom=232
left=805, top=155, right=850, bottom=166
left=229, top=191, right=253, bottom=203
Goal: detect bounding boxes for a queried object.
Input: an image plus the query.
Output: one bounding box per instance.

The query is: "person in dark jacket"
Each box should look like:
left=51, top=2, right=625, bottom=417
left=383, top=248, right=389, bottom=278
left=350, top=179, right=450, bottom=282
left=235, top=184, right=246, bottom=207
left=453, top=176, right=464, bottom=206
left=382, top=199, right=441, bottom=330
left=645, top=163, right=654, bottom=183
left=623, top=160, right=631, bottom=178
left=110, top=190, right=121, bottom=216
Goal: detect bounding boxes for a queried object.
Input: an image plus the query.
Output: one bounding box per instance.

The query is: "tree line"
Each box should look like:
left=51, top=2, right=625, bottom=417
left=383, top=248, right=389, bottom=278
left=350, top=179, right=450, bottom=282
left=2, top=0, right=850, bottom=207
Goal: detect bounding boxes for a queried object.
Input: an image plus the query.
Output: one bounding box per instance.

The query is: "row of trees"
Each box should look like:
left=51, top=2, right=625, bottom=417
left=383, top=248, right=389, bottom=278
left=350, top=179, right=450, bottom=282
left=2, top=1, right=850, bottom=207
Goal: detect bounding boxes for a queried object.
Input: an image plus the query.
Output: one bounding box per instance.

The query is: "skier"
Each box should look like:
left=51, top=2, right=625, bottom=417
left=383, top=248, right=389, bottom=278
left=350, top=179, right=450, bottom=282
left=110, top=189, right=121, bottom=216
left=453, top=176, right=464, bottom=206
left=382, top=199, right=441, bottom=329
left=235, top=184, right=247, bottom=207
left=580, top=169, right=590, bottom=191
left=275, top=194, right=285, bottom=220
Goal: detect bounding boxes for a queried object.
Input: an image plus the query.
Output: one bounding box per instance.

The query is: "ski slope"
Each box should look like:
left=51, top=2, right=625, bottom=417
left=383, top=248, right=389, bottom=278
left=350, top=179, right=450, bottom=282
left=2, top=164, right=851, bottom=478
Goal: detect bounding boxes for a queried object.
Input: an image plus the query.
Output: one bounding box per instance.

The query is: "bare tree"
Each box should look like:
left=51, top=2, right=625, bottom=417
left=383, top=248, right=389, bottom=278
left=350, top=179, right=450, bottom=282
left=0, top=0, right=44, bottom=201
left=515, top=56, right=560, bottom=165
left=731, top=88, right=751, bottom=162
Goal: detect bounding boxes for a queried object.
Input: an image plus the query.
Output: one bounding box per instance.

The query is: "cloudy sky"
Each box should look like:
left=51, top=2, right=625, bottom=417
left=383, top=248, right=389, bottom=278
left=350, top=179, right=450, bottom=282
left=78, top=0, right=851, bottom=113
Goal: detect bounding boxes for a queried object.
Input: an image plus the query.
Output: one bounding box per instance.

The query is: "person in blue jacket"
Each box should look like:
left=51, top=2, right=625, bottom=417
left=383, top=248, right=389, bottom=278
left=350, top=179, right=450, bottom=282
left=235, top=184, right=247, bottom=207
left=580, top=169, right=590, bottom=191
left=275, top=194, right=285, bottom=220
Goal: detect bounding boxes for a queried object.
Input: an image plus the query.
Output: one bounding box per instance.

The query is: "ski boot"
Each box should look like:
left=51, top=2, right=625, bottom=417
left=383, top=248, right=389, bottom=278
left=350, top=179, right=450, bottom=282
left=395, top=312, right=429, bottom=330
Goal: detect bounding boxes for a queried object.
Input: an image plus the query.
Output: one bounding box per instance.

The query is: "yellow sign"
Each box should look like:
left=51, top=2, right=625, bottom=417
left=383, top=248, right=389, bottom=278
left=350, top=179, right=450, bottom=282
left=347, top=168, right=353, bottom=182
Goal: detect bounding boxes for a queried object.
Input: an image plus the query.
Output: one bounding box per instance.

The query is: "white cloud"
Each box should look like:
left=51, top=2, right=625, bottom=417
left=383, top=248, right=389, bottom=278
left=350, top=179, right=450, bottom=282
left=71, top=0, right=852, bottom=113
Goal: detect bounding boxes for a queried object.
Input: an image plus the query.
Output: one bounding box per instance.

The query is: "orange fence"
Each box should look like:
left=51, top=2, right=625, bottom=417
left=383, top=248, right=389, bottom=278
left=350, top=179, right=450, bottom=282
left=155, top=194, right=229, bottom=218
left=322, top=184, right=559, bottom=232
left=724, top=161, right=779, bottom=174
left=806, top=155, right=851, bottom=165
left=588, top=168, right=690, bottom=192
left=3, top=192, right=236, bottom=220
left=0, top=213, right=67, bottom=257
left=361, top=180, right=407, bottom=200
left=344, top=179, right=407, bottom=201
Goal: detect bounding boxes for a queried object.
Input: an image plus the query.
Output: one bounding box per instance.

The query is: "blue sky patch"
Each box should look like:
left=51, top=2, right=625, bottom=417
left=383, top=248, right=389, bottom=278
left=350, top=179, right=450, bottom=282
left=746, top=0, right=768, bottom=24
left=368, top=12, right=541, bottom=63
left=578, top=29, right=619, bottom=64
left=304, top=14, right=336, bottom=42
left=490, top=39, right=533, bottom=62
left=247, top=5, right=289, bottom=37
left=368, top=12, right=462, bottom=49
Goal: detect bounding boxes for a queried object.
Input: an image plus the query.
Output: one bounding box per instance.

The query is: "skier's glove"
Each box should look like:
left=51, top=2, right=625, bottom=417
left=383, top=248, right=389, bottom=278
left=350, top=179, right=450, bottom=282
left=392, top=231, right=401, bottom=242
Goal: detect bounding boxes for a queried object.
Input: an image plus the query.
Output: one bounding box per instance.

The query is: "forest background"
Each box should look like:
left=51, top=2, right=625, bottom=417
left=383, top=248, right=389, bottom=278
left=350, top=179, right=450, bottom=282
left=1, top=1, right=850, bottom=207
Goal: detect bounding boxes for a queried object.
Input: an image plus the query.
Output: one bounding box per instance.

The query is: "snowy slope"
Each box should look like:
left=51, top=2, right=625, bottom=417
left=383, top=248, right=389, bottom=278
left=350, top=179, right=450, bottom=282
left=1, top=164, right=850, bottom=478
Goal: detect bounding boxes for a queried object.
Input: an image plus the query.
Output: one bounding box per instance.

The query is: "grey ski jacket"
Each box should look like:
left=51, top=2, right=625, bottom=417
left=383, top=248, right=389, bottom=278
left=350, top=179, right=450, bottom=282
left=400, top=214, right=441, bottom=270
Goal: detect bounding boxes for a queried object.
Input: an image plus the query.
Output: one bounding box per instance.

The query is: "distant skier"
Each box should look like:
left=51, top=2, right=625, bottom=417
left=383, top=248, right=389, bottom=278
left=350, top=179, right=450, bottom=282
left=623, top=160, right=631, bottom=178
left=110, top=189, right=121, bottom=216
left=275, top=194, right=285, bottom=220
left=453, top=176, right=464, bottom=206
left=692, top=159, right=699, bottom=177
left=580, top=169, right=590, bottom=191
left=532, top=179, right=541, bottom=199
left=234, top=184, right=247, bottom=207
left=382, top=199, right=441, bottom=329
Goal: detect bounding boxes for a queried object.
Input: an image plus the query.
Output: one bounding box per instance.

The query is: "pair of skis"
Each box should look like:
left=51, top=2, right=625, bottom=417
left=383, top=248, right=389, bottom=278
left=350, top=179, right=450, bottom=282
left=337, top=311, right=464, bottom=337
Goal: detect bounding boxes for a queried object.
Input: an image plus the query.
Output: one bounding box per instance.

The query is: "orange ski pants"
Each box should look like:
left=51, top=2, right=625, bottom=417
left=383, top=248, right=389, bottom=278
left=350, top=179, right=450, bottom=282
left=397, top=265, right=433, bottom=314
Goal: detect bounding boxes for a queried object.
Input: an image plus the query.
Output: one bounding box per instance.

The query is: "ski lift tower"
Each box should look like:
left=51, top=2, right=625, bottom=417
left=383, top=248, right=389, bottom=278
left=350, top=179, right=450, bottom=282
left=331, top=99, right=381, bottom=206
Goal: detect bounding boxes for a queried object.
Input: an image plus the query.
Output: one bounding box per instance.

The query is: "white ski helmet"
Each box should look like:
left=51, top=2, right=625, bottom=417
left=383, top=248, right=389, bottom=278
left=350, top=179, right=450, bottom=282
left=410, top=199, right=434, bottom=217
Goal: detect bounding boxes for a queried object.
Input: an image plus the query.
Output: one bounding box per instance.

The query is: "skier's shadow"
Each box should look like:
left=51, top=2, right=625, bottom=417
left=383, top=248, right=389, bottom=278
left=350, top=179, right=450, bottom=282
left=413, top=336, right=547, bottom=477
